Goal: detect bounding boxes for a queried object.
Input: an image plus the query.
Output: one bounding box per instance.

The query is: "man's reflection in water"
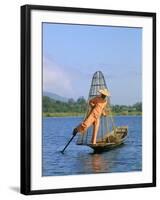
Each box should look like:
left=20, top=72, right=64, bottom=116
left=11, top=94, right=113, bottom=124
left=77, top=149, right=119, bottom=174
left=91, top=154, right=108, bottom=173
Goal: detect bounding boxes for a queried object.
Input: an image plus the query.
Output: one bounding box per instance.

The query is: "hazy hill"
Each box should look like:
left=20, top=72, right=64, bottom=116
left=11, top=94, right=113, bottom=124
left=43, top=91, right=68, bottom=102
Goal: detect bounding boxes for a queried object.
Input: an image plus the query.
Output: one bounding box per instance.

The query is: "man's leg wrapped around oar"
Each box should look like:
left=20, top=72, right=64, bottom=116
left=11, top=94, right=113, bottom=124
left=72, top=113, right=99, bottom=144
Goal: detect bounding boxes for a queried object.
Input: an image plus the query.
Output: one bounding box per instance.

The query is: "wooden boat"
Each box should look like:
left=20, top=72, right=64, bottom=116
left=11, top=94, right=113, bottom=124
left=87, top=126, right=128, bottom=153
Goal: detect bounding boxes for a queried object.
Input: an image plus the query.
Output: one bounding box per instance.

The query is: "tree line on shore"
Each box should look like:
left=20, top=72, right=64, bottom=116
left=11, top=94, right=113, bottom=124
left=43, top=96, right=142, bottom=116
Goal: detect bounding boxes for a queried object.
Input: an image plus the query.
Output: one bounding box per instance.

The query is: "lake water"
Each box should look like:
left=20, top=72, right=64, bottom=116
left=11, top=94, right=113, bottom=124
left=42, top=116, right=142, bottom=176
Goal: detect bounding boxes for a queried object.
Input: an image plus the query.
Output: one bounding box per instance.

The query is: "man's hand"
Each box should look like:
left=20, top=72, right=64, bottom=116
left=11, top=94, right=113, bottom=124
left=102, top=108, right=110, bottom=116
left=90, top=102, right=95, bottom=108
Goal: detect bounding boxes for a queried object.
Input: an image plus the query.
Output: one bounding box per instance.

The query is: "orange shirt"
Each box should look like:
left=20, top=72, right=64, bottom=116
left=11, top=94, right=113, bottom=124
left=89, top=96, right=107, bottom=119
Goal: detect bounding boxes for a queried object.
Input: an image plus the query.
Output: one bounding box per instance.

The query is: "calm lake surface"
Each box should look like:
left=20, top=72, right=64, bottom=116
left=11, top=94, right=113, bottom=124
left=42, top=116, right=142, bottom=176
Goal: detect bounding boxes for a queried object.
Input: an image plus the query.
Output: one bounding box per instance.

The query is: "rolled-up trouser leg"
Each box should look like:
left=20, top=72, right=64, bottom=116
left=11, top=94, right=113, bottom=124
left=91, top=118, right=100, bottom=144
left=76, top=114, right=96, bottom=133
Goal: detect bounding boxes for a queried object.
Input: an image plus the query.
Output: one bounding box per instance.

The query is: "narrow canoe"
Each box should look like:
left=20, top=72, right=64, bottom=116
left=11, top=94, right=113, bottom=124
left=87, top=126, right=128, bottom=153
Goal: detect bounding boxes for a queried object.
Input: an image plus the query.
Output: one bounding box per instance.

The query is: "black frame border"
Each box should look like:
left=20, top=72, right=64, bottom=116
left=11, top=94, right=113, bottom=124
left=20, top=4, right=156, bottom=195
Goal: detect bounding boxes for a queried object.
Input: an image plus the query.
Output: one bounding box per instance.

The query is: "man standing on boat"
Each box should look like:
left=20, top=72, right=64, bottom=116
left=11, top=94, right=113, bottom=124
left=72, top=88, right=110, bottom=144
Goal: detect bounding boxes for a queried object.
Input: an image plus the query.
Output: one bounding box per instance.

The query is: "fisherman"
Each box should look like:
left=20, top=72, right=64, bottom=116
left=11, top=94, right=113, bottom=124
left=72, top=88, right=110, bottom=144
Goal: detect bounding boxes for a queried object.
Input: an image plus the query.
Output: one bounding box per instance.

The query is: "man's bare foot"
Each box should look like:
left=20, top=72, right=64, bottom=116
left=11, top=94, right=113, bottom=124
left=90, top=142, right=97, bottom=145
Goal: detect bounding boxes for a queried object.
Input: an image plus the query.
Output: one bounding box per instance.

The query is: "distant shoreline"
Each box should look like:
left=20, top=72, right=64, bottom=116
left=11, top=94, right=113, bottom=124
left=43, top=111, right=142, bottom=117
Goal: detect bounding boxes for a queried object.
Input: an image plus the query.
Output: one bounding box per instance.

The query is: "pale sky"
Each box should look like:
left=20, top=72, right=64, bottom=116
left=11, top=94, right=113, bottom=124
left=43, top=23, right=142, bottom=105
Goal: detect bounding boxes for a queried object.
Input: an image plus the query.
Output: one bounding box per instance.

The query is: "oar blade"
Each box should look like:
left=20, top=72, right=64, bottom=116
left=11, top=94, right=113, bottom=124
left=61, top=134, right=76, bottom=153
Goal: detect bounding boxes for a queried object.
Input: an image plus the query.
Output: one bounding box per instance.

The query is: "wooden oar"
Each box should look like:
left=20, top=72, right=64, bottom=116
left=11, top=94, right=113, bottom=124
left=61, top=133, right=77, bottom=154
left=61, top=105, right=93, bottom=154
left=61, top=104, right=96, bottom=154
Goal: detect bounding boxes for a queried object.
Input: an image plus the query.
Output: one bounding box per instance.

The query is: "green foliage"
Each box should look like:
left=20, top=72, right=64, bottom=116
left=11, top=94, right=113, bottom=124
left=68, top=98, right=75, bottom=104
left=111, top=102, right=142, bottom=113
left=132, top=102, right=142, bottom=112
left=43, top=96, right=142, bottom=117
left=43, top=96, right=87, bottom=113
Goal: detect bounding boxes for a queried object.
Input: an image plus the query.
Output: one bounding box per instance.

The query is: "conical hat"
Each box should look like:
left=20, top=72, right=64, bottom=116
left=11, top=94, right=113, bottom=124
left=98, top=88, right=110, bottom=97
